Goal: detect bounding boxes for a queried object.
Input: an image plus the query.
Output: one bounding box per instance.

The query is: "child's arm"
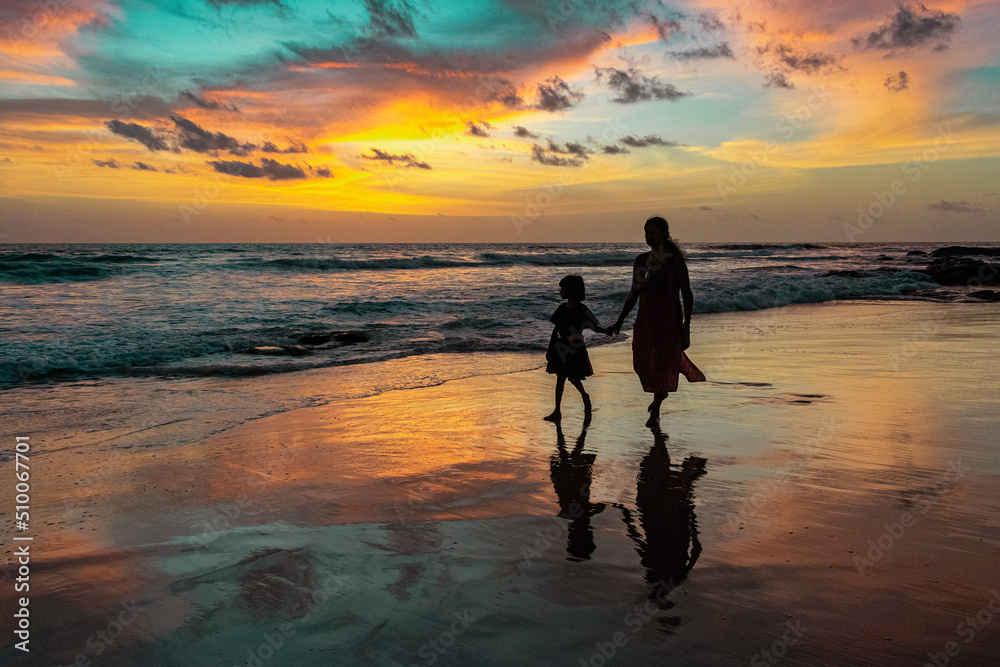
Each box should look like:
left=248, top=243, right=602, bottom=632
left=582, top=306, right=611, bottom=335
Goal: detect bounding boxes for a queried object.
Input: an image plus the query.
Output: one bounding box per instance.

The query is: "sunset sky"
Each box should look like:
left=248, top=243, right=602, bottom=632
left=1, top=0, right=999, bottom=242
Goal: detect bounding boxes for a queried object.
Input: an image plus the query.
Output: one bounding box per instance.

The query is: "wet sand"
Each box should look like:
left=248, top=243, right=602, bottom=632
left=2, top=301, right=1000, bottom=666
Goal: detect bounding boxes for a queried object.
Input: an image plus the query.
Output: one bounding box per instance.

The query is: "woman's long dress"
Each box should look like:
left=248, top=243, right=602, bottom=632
left=631, top=250, right=705, bottom=393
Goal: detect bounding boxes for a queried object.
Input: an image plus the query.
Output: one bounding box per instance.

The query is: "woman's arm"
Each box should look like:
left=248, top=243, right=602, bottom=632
left=678, top=254, right=693, bottom=325
left=612, top=290, right=638, bottom=334
left=611, top=256, right=643, bottom=333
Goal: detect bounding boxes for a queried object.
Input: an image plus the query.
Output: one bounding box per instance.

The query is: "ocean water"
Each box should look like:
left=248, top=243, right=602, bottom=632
left=1, top=241, right=992, bottom=389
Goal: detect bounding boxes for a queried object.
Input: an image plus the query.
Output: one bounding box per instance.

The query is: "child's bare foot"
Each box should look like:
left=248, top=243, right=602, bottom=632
left=543, top=410, right=562, bottom=422
left=645, top=413, right=659, bottom=427
left=582, top=393, right=592, bottom=413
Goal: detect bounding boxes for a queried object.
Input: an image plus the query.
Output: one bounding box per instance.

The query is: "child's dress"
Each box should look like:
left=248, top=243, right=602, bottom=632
left=546, top=303, right=600, bottom=380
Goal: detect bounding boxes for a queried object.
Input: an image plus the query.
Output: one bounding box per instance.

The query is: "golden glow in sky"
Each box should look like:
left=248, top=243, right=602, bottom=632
left=1, top=0, right=999, bottom=242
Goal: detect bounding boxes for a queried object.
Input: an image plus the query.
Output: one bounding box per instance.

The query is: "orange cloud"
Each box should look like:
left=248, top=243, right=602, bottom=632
left=0, top=70, right=77, bottom=86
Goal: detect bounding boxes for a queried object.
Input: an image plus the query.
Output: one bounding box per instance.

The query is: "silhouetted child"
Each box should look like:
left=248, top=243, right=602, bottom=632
left=544, top=275, right=609, bottom=421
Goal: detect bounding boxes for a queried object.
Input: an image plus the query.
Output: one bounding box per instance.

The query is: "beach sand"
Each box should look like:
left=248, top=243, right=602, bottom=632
left=2, top=300, right=1000, bottom=666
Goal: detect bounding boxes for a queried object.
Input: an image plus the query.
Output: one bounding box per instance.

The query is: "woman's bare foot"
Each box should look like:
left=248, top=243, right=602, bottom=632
left=543, top=410, right=562, bottom=422
left=582, top=393, right=592, bottom=413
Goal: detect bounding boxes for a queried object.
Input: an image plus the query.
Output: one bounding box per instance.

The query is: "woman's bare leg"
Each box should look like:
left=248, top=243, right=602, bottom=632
left=646, top=391, right=668, bottom=426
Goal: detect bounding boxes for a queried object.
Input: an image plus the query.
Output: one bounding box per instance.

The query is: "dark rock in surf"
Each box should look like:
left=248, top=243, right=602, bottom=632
left=298, top=333, right=333, bottom=345
left=921, top=257, right=1000, bottom=285
left=334, top=331, right=369, bottom=344
left=295, top=331, right=368, bottom=346
left=970, top=290, right=1000, bottom=301
left=906, top=250, right=928, bottom=256
left=930, top=246, right=1000, bottom=258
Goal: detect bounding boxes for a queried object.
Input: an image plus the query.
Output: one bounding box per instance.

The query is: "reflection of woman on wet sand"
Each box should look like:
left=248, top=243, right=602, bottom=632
left=549, top=418, right=605, bottom=561
left=611, top=216, right=705, bottom=426
left=617, top=426, right=706, bottom=587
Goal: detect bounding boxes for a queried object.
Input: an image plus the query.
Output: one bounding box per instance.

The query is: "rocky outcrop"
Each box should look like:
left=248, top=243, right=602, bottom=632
left=332, top=331, right=369, bottom=344
left=921, top=257, right=1000, bottom=286
left=930, top=246, right=1000, bottom=257
left=297, top=332, right=332, bottom=345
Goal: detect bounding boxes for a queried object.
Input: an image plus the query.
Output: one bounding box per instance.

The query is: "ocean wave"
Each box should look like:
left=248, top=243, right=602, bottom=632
left=687, top=249, right=847, bottom=261
left=0, top=252, right=163, bottom=283
left=259, top=256, right=477, bottom=271
left=320, top=299, right=433, bottom=316
left=714, top=243, right=827, bottom=250
left=228, top=250, right=635, bottom=272
left=694, top=270, right=937, bottom=313
left=477, top=251, right=634, bottom=266
left=87, top=254, right=162, bottom=263
left=0, top=242, right=973, bottom=389
left=0, top=324, right=344, bottom=386
left=0, top=252, right=62, bottom=261
left=0, top=261, right=112, bottom=283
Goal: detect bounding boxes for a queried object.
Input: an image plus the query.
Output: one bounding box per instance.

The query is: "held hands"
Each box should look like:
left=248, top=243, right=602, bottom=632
left=606, top=320, right=624, bottom=336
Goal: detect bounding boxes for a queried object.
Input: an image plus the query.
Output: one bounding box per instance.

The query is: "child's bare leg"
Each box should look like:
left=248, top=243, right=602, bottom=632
left=569, top=377, right=591, bottom=413
left=544, top=375, right=566, bottom=421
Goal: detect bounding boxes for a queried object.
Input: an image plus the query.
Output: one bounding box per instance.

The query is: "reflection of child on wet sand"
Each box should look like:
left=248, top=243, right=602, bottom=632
left=544, top=275, right=610, bottom=421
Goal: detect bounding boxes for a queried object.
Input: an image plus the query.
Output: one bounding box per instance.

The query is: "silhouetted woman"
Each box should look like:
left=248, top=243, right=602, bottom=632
left=618, top=426, right=706, bottom=590
left=611, top=216, right=704, bottom=426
